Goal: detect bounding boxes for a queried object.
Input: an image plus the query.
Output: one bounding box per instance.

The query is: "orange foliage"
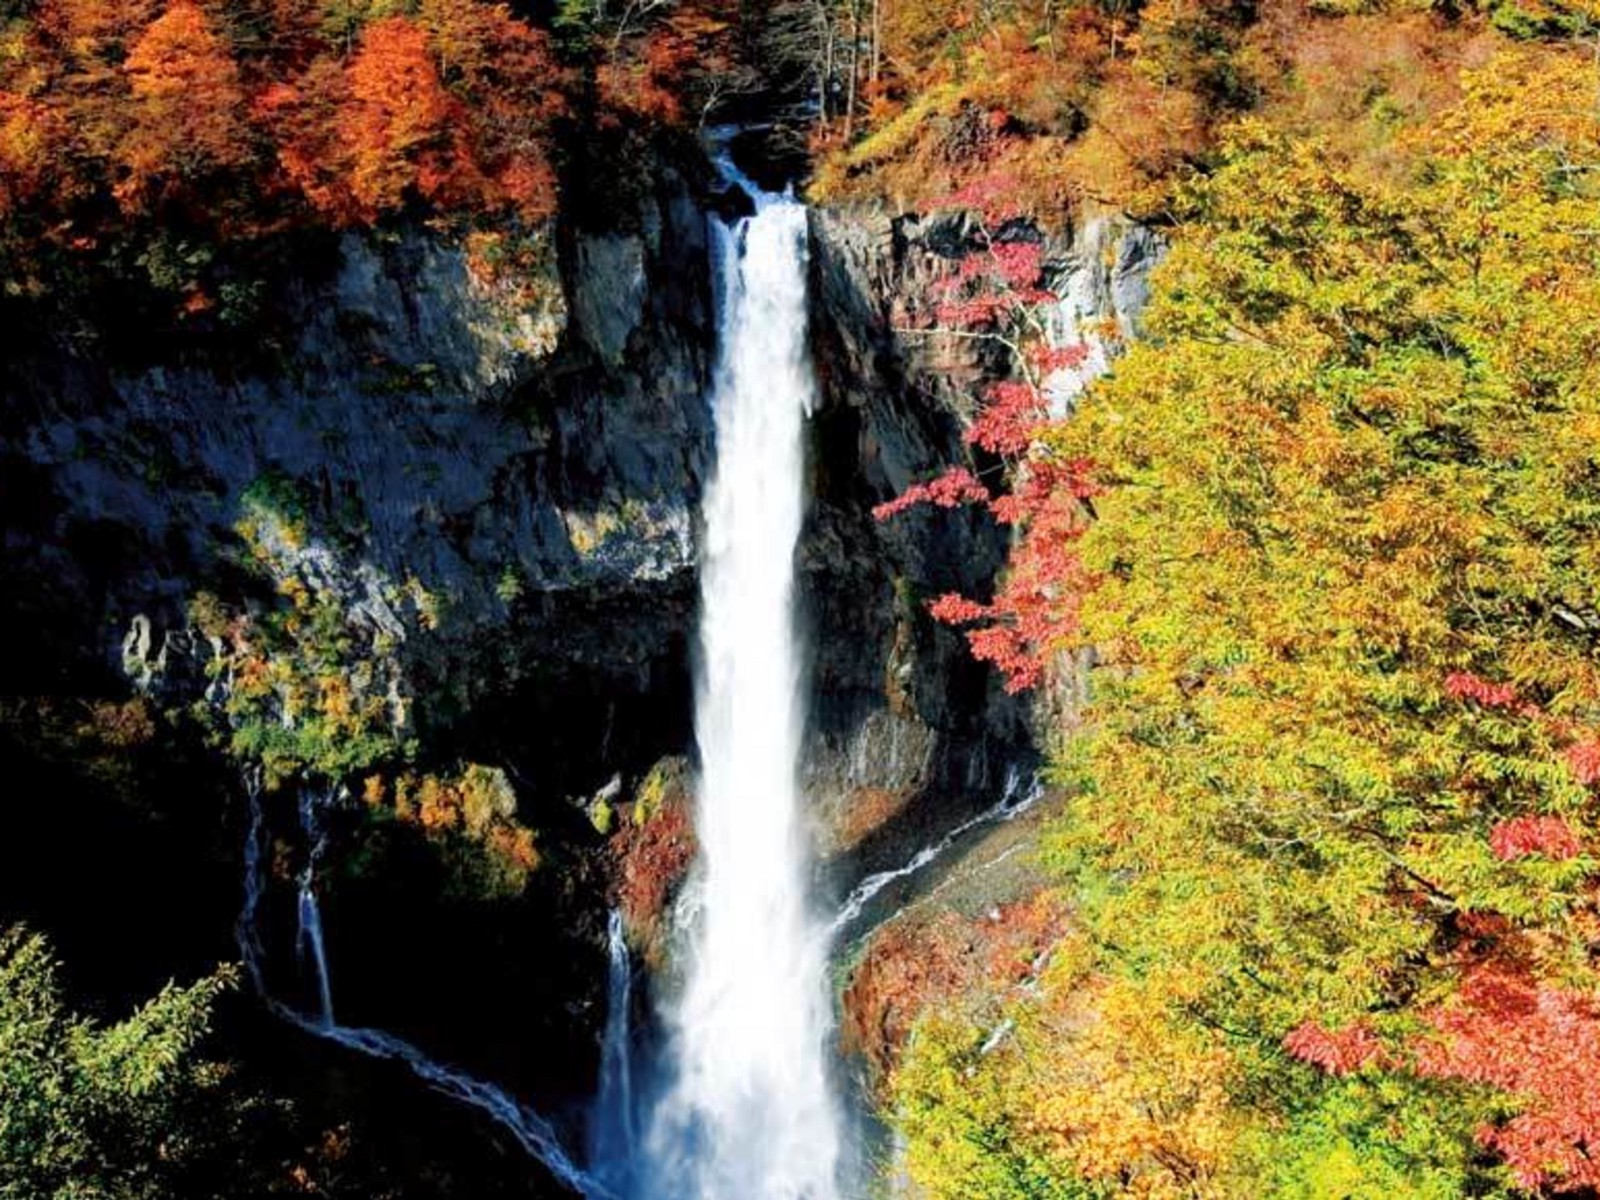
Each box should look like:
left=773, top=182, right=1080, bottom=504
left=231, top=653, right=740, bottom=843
left=0, top=94, right=62, bottom=215
left=2, top=0, right=565, bottom=289
left=254, top=60, right=354, bottom=220
left=343, top=17, right=459, bottom=217
left=420, top=0, right=565, bottom=221
left=256, top=6, right=562, bottom=226
left=593, top=0, right=741, bottom=128
left=366, top=765, right=541, bottom=898
left=843, top=893, right=1071, bottom=1080
left=116, top=0, right=249, bottom=212
left=1025, top=974, right=1242, bottom=1195
left=38, top=0, right=159, bottom=59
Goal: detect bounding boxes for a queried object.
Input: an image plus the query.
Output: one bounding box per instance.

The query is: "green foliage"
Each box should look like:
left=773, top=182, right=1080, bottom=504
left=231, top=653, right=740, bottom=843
left=892, top=1018, right=1103, bottom=1200
left=201, top=503, right=411, bottom=787
left=0, top=925, right=243, bottom=1200
left=1246, top=1074, right=1501, bottom=1199
left=632, top=758, right=682, bottom=826
left=240, top=468, right=312, bottom=541
left=495, top=564, right=524, bottom=605
left=551, top=0, right=599, bottom=51
left=882, top=42, right=1600, bottom=1199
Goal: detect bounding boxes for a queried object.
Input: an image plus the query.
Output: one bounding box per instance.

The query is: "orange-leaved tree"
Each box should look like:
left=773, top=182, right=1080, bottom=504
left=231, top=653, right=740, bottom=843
left=116, top=0, right=250, bottom=213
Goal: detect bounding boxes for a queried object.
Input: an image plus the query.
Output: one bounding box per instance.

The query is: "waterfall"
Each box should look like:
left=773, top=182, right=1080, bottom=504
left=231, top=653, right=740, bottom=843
left=589, top=910, right=638, bottom=1189
left=296, top=787, right=335, bottom=1027
left=643, top=158, right=843, bottom=1200
left=236, top=767, right=270, bottom=995
left=235, top=778, right=605, bottom=1199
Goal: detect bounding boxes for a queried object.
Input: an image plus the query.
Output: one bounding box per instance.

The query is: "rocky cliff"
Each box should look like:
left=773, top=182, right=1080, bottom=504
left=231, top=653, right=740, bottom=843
left=804, top=204, right=1162, bottom=887
left=0, top=135, right=1161, bottom=1153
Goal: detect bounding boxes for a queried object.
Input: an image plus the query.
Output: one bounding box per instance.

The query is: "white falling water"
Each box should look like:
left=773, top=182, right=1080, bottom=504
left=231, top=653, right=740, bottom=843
left=296, top=787, right=335, bottom=1027
left=643, top=173, right=843, bottom=1199
left=236, top=777, right=604, bottom=1198
left=590, top=909, right=638, bottom=1189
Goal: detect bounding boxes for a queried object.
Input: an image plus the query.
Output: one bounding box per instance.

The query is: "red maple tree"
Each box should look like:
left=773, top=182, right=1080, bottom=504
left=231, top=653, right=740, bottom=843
left=873, top=169, right=1096, bottom=692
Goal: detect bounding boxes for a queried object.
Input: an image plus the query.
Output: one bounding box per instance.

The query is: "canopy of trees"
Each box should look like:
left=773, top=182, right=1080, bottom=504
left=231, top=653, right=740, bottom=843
left=0, top=0, right=568, bottom=320
left=875, top=30, right=1600, bottom=1198
left=811, top=0, right=1600, bottom=217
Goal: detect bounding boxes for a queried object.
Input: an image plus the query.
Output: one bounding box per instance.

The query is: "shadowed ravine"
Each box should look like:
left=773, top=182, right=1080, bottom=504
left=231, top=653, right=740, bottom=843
left=224, top=154, right=1056, bottom=1200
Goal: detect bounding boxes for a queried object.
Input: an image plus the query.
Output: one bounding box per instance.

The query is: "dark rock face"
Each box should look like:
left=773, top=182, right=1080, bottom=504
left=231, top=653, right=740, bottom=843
left=801, top=205, right=1162, bottom=889
left=803, top=206, right=1033, bottom=887
left=0, top=118, right=1162, bottom=1168
left=3, top=162, right=715, bottom=793
left=0, top=161, right=720, bottom=1136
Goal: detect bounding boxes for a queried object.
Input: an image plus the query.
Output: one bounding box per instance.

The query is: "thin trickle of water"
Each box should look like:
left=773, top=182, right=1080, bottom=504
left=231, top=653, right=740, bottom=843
left=590, top=910, right=638, bottom=1188
left=296, top=787, right=335, bottom=1027
left=643, top=161, right=843, bottom=1200
left=237, top=767, right=270, bottom=995
left=830, top=769, right=1043, bottom=938
left=236, top=778, right=605, bottom=1198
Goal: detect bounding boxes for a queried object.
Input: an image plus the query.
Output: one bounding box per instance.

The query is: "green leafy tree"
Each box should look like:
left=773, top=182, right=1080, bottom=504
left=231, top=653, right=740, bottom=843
left=0, top=925, right=244, bottom=1200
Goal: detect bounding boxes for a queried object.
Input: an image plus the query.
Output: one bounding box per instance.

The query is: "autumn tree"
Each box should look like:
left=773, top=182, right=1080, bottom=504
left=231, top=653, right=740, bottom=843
left=0, top=925, right=246, bottom=1198
left=873, top=173, right=1093, bottom=691
left=116, top=0, right=250, bottom=213
left=878, top=41, right=1600, bottom=1198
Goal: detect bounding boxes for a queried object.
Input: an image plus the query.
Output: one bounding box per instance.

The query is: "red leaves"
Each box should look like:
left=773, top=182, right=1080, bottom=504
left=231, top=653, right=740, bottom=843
left=1489, top=815, right=1582, bottom=862
left=1283, top=1020, right=1385, bottom=1076
left=929, top=171, right=1026, bottom=225
left=1031, top=343, right=1092, bottom=374
left=872, top=467, right=990, bottom=521
left=990, top=241, right=1046, bottom=289
left=1415, top=966, right=1600, bottom=1192
left=968, top=381, right=1047, bottom=455
left=1440, top=670, right=1600, bottom=806
left=874, top=167, right=1110, bottom=693
left=1288, top=964, right=1600, bottom=1192
left=928, top=594, right=990, bottom=624
left=1566, top=739, right=1600, bottom=786
left=928, top=471, right=1094, bottom=694
left=925, top=224, right=1053, bottom=332
left=1444, top=671, right=1519, bottom=708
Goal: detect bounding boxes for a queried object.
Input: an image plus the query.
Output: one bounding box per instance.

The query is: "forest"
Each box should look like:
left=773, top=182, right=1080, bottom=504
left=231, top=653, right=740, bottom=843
left=4, top=0, right=1600, bottom=1197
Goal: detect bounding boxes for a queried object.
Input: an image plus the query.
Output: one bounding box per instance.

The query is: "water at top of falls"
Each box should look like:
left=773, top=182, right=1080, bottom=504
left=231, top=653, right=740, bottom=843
left=642, top=159, right=844, bottom=1200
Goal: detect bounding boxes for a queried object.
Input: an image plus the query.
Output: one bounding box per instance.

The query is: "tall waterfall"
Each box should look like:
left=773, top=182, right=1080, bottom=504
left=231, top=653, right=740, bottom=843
left=643, top=165, right=843, bottom=1199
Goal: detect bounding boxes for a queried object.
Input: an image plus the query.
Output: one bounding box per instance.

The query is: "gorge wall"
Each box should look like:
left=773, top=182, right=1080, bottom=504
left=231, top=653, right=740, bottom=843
left=0, top=131, right=1160, bottom=1187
